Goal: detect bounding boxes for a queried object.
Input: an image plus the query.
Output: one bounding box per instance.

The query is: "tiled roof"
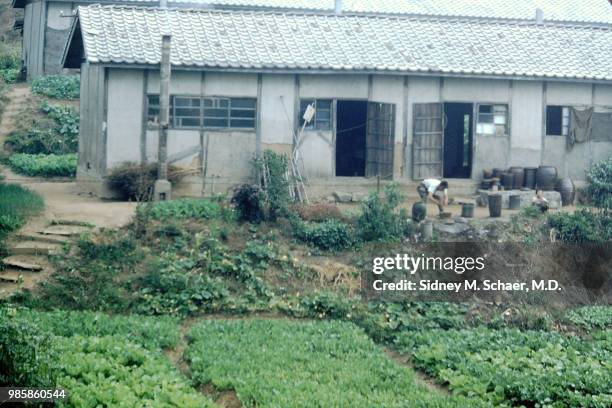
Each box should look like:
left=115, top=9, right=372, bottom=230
left=72, top=5, right=612, bottom=81
left=16, top=0, right=612, bottom=25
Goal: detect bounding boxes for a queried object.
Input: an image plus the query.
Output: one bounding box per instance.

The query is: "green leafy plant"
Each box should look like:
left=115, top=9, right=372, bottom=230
left=7, top=153, right=77, bottom=177
left=186, top=319, right=476, bottom=407
left=565, top=305, right=612, bottom=331
left=253, top=150, right=291, bottom=221
left=548, top=209, right=612, bottom=242
left=584, top=157, right=612, bottom=208
left=292, top=218, right=356, bottom=251
left=357, top=183, right=408, bottom=242
left=137, top=198, right=222, bottom=221
left=31, top=75, right=80, bottom=99
left=0, top=183, right=44, bottom=234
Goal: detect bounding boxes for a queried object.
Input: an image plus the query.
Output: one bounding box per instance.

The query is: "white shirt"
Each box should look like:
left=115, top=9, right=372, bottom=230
left=422, top=178, right=447, bottom=195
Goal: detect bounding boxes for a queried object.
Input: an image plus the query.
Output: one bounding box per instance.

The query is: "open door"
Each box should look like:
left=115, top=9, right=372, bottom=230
left=412, top=103, right=443, bottom=179
left=365, top=102, right=395, bottom=179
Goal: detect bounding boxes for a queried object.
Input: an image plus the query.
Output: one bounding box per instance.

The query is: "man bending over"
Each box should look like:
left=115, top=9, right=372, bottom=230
left=417, top=179, right=449, bottom=215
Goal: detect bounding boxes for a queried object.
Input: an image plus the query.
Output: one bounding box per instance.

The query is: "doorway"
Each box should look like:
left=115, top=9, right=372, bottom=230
left=443, top=103, right=473, bottom=178
left=336, top=100, right=367, bottom=176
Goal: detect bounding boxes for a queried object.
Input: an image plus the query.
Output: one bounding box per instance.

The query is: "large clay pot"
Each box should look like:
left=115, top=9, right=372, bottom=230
left=412, top=202, right=427, bottom=222
left=509, top=195, right=521, bottom=210
left=536, top=166, right=557, bottom=191
left=461, top=203, right=474, bottom=218
left=509, top=167, right=525, bottom=189
left=501, top=173, right=514, bottom=190
left=524, top=167, right=537, bottom=189
left=555, top=178, right=575, bottom=206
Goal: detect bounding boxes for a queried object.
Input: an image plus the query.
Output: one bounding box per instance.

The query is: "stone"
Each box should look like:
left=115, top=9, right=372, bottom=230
left=455, top=217, right=468, bottom=224
left=351, top=193, right=367, bottom=202
left=1, top=258, right=42, bottom=271
left=333, top=191, right=353, bottom=203
left=433, top=222, right=470, bottom=235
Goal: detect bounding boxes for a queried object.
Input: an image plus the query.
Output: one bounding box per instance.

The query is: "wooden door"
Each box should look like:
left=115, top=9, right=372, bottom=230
left=412, top=103, right=443, bottom=179
left=365, top=102, right=395, bottom=179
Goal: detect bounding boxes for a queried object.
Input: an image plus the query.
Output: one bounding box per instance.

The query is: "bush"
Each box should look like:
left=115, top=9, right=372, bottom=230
left=357, top=183, right=408, bottom=242
left=0, top=309, right=56, bottom=388
left=548, top=209, right=612, bottom=242
left=31, top=75, right=80, bottom=99
left=292, top=218, right=355, bottom=251
left=231, top=184, right=265, bottom=223
left=254, top=150, right=291, bottom=220
left=137, top=198, right=221, bottom=220
left=0, top=43, right=20, bottom=84
left=106, top=162, right=184, bottom=201
left=565, top=305, right=612, bottom=331
left=584, top=157, right=612, bottom=208
left=8, top=153, right=77, bottom=177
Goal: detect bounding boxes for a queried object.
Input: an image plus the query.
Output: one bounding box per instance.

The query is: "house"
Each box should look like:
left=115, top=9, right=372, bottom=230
left=62, top=5, right=612, bottom=197
left=14, top=0, right=612, bottom=79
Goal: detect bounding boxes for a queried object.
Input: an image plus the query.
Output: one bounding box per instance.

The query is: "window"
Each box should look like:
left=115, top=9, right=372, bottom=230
left=592, top=108, right=612, bottom=142
left=173, top=96, right=202, bottom=128
left=300, top=99, right=332, bottom=130
left=476, top=104, right=508, bottom=136
left=546, top=105, right=570, bottom=136
left=203, top=97, right=256, bottom=129
left=146, top=95, right=256, bottom=129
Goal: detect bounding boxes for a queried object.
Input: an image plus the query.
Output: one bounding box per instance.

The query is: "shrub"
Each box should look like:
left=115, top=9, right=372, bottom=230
left=0, top=68, right=19, bottom=84
left=548, top=209, right=612, bottom=242
left=292, top=218, right=355, bottom=251
left=231, top=184, right=265, bottom=223
left=31, top=75, right=80, bottom=99
left=0, top=309, right=56, bottom=388
left=106, top=162, right=184, bottom=201
left=137, top=198, right=221, bottom=220
left=357, top=183, right=408, bottom=242
left=8, top=153, right=77, bottom=177
left=584, top=157, right=612, bottom=208
left=565, top=305, right=612, bottom=331
left=0, top=43, right=20, bottom=84
left=254, top=150, right=291, bottom=220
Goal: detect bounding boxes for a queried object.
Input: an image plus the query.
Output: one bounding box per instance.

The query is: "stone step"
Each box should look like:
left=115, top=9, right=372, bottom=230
left=41, top=224, right=92, bottom=236
left=49, top=219, right=96, bottom=228
left=1, top=257, right=43, bottom=271
left=16, top=232, right=70, bottom=244
left=9, top=242, right=61, bottom=256
left=0, top=270, right=22, bottom=284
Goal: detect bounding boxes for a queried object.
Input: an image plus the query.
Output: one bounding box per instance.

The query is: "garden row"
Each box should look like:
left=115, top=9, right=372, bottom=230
left=2, top=75, right=79, bottom=178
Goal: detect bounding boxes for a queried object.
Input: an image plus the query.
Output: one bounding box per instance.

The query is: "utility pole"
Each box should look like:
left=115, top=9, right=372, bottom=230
left=154, top=34, right=172, bottom=201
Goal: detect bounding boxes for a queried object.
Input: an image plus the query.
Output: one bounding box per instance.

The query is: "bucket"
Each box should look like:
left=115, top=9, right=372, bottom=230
left=536, top=166, right=557, bottom=191
left=412, top=201, right=427, bottom=222
left=509, top=167, right=525, bottom=189
left=488, top=194, right=502, bottom=218
left=555, top=178, right=575, bottom=206
left=501, top=173, right=514, bottom=190
left=509, top=195, right=521, bottom=210
left=524, top=167, right=537, bottom=189
left=461, top=203, right=474, bottom=218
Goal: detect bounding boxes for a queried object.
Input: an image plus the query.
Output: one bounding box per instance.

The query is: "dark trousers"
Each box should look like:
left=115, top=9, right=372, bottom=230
left=417, top=184, right=444, bottom=213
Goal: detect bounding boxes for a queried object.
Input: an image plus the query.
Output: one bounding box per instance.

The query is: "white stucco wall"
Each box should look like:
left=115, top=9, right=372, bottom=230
left=442, top=78, right=510, bottom=102
left=509, top=81, right=543, bottom=166
left=260, top=74, right=295, bottom=145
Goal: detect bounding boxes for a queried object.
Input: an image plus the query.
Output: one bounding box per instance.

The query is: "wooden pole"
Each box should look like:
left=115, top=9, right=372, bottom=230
left=158, top=34, right=171, bottom=181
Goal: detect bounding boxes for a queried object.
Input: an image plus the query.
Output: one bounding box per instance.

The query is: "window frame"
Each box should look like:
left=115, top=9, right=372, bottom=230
left=475, top=103, right=509, bottom=137
left=145, top=94, right=257, bottom=131
left=545, top=105, right=570, bottom=137
left=299, top=99, right=333, bottom=131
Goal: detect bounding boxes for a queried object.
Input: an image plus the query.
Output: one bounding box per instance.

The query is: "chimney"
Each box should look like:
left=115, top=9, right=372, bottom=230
left=535, top=8, right=544, bottom=24
left=335, top=0, right=342, bottom=15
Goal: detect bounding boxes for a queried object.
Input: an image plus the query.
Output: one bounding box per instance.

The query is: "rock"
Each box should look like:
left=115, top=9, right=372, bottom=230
left=455, top=217, right=468, bottom=224
left=333, top=191, right=353, bottom=203
left=351, top=193, right=367, bottom=202
left=433, top=222, right=470, bottom=235
left=1, top=258, right=43, bottom=271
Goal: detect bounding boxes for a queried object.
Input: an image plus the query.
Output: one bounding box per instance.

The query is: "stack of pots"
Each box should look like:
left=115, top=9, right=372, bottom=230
left=509, top=167, right=525, bottom=189
left=536, top=166, right=558, bottom=191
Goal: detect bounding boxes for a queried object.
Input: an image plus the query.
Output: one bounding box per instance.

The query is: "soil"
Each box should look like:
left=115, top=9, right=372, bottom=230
left=384, top=348, right=451, bottom=396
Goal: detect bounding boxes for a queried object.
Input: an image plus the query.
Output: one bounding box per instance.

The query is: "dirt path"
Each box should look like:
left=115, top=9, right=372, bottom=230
left=384, top=348, right=451, bottom=396
left=0, top=83, right=136, bottom=297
